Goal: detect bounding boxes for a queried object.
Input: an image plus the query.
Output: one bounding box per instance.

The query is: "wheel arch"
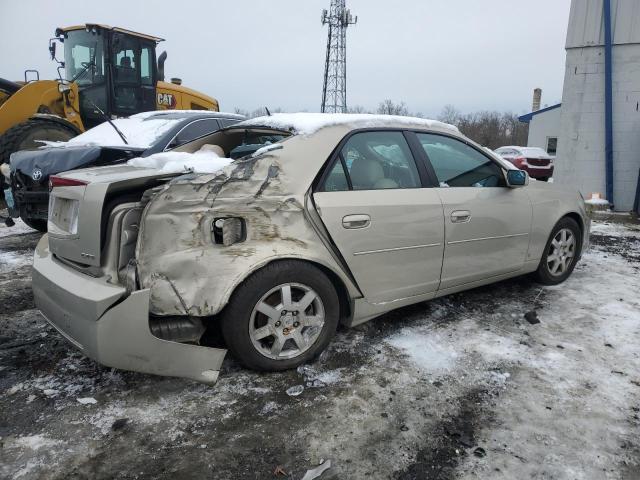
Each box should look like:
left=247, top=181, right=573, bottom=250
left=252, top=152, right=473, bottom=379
left=559, top=211, right=587, bottom=256
left=221, top=256, right=354, bottom=326
left=28, top=114, right=83, bottom=135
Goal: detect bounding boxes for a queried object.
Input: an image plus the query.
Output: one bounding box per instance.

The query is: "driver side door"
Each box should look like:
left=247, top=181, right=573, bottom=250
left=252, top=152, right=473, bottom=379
left=413, top=132, right=532, bottom=290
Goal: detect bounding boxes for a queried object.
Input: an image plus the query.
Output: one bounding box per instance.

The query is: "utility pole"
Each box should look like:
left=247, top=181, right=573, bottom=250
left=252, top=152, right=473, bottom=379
left=321, top=0, right=357, bottom=113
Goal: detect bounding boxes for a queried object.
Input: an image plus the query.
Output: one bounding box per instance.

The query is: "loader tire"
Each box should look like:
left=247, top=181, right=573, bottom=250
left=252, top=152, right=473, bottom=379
left=0, top=119, right=78, bottom=164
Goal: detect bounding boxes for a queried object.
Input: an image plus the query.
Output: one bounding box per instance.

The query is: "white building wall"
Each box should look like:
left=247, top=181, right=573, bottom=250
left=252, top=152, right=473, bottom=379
left=527, top=108, right=561, bottom=152
left=566, top=0, right=640, bottom=48
left=555, top=43, right=640, bottom=210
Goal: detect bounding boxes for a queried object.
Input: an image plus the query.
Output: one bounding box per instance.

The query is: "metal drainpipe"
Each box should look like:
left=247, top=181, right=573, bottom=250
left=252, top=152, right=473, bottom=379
left=603, top=0, right=614, bottom=207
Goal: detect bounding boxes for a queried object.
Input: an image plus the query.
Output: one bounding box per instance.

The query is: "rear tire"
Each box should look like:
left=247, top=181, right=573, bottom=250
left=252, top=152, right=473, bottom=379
left=20, top=215, right=47, bottom=232
left=534, top=217, right=581, bottom=285
left=220, top=260, right=339, bottom=371
left=0, top=119, right=78, bottom=165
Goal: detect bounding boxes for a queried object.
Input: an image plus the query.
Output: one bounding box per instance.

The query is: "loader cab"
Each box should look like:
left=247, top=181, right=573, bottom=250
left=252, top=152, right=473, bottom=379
left=59, top=26, right=160, bottom=129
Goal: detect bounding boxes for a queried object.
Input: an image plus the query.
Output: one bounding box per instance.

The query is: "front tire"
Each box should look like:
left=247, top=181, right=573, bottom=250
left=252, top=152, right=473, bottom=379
left=534, top=217, right=581, bottom=285
left=0, top=119, right=78, bottom=164
left=220, top=260, right=339, bottom=371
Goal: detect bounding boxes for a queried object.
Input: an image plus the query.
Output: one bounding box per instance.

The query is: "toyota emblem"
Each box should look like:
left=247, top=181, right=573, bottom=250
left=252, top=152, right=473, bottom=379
left=32, top=168, right=43, bottom=181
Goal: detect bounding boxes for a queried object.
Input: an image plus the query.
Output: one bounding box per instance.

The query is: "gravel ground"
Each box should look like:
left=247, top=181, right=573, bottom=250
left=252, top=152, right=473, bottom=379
left=0, top=216, right=639, bottom=480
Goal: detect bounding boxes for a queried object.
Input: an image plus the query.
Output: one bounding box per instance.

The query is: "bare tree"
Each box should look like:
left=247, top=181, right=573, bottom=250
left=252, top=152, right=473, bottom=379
left=377, top=99, right=409, bottom=116
left=347, top=105, right=370, bottom=114
left=438, top=105, right=529, bottom=148
left=233, top=107, right=284, bottom=118
left=438, top=104, right=461, bottom=125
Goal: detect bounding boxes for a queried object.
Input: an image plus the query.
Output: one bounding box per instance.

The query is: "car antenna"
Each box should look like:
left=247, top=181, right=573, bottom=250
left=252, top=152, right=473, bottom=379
left=87, top=99, right=129, bottom=145
left=265, top=107, right=271, bottom=116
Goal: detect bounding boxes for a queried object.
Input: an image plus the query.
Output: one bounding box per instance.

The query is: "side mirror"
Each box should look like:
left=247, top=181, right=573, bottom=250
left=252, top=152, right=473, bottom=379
left=506, top=169, right=529, bottom=188
left=49, top=41, right=56, bottom=61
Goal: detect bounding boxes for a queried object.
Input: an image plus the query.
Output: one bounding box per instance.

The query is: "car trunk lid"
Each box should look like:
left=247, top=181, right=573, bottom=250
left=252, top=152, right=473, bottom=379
left=48, top=165, right=176, bottom=268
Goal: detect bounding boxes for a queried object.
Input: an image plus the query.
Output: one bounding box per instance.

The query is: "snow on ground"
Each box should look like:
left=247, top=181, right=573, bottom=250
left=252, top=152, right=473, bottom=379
left=0, top=217, right=36, bottom=238
left=0, top=219, right=639, bottom=479
left=240, top=112, right=459, bottom=136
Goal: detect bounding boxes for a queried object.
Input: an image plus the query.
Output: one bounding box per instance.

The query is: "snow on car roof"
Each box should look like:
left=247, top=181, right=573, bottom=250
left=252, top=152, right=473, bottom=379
left=238, top=113, right=459, bottom=136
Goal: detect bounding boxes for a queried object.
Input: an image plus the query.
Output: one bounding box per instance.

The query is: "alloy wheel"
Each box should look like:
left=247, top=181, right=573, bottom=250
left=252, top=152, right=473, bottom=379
left=249, top=283, right=325, bottom=360
left=546, top=228, right=576, bottom=276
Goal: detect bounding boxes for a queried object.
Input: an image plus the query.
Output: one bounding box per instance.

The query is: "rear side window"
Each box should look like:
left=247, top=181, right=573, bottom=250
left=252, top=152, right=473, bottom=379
left=417, top=133, right=504, bottom=188
left=321, top=131, right=421, bottom=191
left=166, top=119, right=221, bottom=149
left=219, top=118, right=241, bottom=128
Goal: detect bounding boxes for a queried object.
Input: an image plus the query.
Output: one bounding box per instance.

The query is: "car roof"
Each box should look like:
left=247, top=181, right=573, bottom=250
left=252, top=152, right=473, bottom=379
left=237, top=113, right=459, bottom=136
left=132, top=110, right=246, bottom=122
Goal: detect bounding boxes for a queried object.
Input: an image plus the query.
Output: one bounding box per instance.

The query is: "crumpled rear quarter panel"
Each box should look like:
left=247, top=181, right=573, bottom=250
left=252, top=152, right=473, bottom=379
left=135, top=129, right=352, bottom=317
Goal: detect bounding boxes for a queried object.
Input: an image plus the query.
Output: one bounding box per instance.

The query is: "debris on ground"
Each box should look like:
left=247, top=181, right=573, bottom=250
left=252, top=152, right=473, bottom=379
left=273, top=465, right=287, bottom=476
left=111, top=418, right=128, bottom=431
left=286, top=385, right=304, bottom=397
left=300, top=459, right=332, bottom=480
left=76, top=397, right=97, bottom=405
left=524, top=310, right=540, bottom=324
left=473, top=447, right=486, bottom=458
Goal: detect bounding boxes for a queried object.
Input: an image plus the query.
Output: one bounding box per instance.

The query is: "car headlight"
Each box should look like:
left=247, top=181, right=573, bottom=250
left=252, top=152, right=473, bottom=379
left=212, top=217, right=246, bottom=246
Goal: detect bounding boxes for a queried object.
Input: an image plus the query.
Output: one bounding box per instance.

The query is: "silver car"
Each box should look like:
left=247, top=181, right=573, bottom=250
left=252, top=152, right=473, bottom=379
left=32, top=114, right=589, bottom=383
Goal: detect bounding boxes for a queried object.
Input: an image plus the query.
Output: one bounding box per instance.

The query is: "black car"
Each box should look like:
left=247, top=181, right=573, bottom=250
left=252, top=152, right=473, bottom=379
left=4, top=111, right=245, bottom=231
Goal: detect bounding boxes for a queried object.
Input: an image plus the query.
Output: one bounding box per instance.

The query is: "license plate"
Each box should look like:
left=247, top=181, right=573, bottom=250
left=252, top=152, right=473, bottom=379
left=4, top=188, right=15, bottom=209
left=49, top=196, right=80, bottom=234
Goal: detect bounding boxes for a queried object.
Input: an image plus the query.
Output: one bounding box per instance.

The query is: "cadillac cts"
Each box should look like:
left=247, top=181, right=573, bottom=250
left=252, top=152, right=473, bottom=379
left=32, top=114, right=589, bottom=383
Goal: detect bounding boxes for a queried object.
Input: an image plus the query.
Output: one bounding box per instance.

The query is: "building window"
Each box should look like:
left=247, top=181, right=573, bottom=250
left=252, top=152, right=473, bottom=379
left=546, top=137, right=558, bottom=156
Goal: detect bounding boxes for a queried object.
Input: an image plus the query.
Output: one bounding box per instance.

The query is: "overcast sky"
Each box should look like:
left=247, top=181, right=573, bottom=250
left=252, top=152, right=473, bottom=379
left=2, top=0, right=571, bottom=117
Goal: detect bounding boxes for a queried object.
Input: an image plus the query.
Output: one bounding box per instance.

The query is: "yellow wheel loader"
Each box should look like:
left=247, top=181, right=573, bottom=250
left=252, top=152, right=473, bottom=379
left=0, top=24, right=219, bottom=165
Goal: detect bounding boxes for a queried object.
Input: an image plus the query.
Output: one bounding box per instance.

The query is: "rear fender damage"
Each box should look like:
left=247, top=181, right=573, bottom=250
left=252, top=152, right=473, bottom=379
left=135, top=150, right=357, bottom=318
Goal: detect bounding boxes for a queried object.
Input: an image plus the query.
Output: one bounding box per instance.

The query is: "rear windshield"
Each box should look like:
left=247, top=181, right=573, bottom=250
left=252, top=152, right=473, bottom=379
left=68, top=116, right=181, bottom=148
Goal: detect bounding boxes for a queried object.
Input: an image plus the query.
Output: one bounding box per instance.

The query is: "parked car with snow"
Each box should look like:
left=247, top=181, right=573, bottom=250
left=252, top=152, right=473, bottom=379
left=494, top=146, right=554, bottom=181
left=32, top=113, right=589, bottom=384
left=3, top=110, right=245, bottom=231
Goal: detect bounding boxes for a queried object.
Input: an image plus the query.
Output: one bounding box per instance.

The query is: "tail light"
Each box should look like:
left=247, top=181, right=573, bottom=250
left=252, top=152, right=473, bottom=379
left=49, top=175, right=88, bottom=190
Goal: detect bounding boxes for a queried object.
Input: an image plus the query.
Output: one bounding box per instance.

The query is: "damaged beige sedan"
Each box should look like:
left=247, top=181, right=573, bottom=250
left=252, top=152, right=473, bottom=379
left=32, top=114, right=590, bottom=383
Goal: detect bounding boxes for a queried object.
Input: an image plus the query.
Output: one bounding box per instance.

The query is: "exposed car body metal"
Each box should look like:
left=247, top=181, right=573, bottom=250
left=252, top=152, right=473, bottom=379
left=32, top=115, right=590, bottom=383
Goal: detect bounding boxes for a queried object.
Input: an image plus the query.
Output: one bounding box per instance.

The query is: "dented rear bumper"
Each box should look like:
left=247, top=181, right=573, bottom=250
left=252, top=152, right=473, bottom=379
left=32, top=235, right=226, bottom=384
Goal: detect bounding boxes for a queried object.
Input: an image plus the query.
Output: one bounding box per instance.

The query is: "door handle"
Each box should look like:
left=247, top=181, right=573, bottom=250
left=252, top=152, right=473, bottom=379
left=450, top=210, right=471, bottom=223
left=342, top=214, right=371, bottom=229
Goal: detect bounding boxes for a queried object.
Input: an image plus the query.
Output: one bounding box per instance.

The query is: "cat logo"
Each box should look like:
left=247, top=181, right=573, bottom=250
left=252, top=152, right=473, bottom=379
left=157, top=93, right=177, bottom=109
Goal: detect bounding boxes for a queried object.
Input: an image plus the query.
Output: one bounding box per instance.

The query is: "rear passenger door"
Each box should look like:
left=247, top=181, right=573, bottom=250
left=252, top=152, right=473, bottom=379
left=413, top=133, right=532, bottom=290
left=313, top=130, right=445, bottom=303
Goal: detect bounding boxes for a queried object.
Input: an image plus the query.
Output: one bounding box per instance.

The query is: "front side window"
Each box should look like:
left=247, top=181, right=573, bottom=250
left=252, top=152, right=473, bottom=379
left=324, top=131, right=421, bottom=191
left=63, top=30, right=106, bottom=85
left=417, top=133, right=504, bottom=188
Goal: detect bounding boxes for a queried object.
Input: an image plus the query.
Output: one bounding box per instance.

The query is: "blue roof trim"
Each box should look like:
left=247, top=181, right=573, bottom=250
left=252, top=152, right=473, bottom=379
left=518, top=103, right=561, bottom=123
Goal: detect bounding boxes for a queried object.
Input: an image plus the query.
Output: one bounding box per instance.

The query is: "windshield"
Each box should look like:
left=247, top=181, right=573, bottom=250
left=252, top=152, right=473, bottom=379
left=67, top=116, right=182, bottom=148
left=63, top=30, right=106, bottom=86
